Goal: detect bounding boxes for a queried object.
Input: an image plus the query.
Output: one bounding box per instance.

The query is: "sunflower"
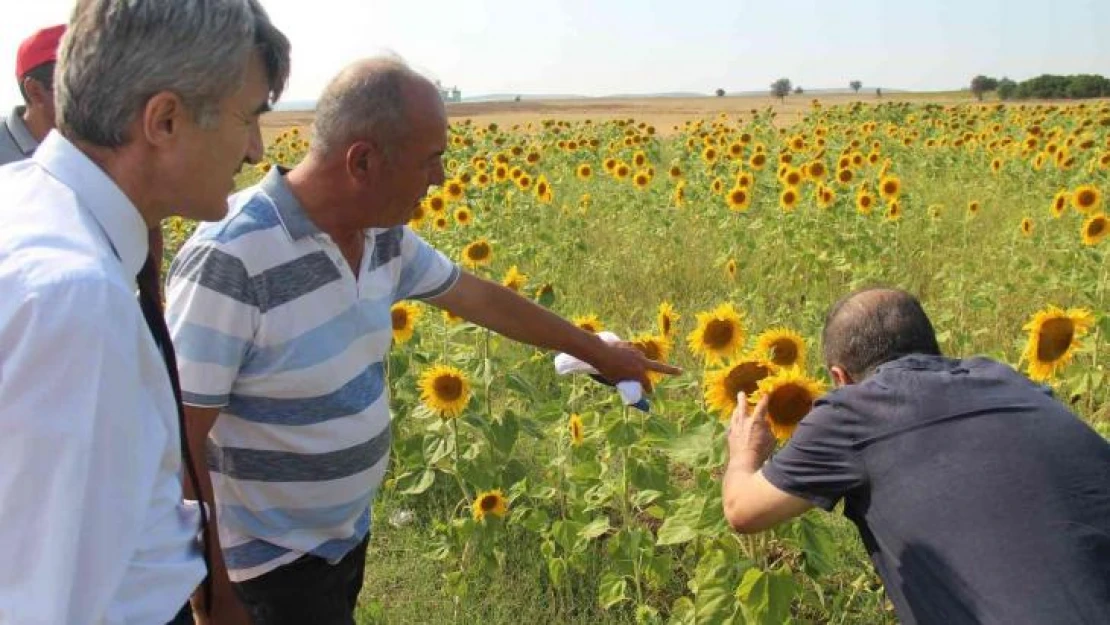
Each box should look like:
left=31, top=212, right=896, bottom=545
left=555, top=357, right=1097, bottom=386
left=1021, top=306, right=1095, bottom=381
left=443, top=309, right=463, bottom=325
left=516, top=174, right=533, bottom=191
left=603, top=157, right=618, bottom=172
left=885, top=201, right=902, bottom=222
left=576, top=163, right=593, bottom=180
left=391, top=301, right=422, bottom=343
left=633, top=151, right=648, bottom=168
left=879, top=175, right=901, bottom=202
left=631, top=334, right=673, bottom=382
left=749, top=152, right=767, bottom=170
left=433, top=216, right=449, bottom=231
left=568, top=414, right=585, bottom=446
left=633, top=171, right=651, bottom=189
left=703, top=146, right=719, bottom=164
left=1020, top=217, right=1034, bottom=237
left=780, top=187, right=800, bottom=212
left=816, top=184, right=836, bottom=209
left=501, top=265, right=527, bottom=292
left=461, top=238, right=493, bottom=268
left=686, top=303, right=746, bottom=364
left=535, top=174, right=553, bottom=203
left=1072, top=184, right=1102, bottom=214
left=725, top=258, right=738, bottom=280
left=668, top=164, right=683, bottom=179
left=672, top=182, right=686, bottom=208
left=657, top=301, right=680, bottom=338
left=781, top=167, right=804, bottom=187
left=856, top=188, right=875, bottom=215
left=419, top=364, right=471, bottom=418
left=967, top=200, right=981, bottom=216
left=444, top=179, right=465, bottom=202
left=1050, top=190, right=1070, bottom=218
left=726, top=186, right=751, bottom=212
left=573, top=314, right=603, bottom=334
left=493, top=164, right=510, bottom=182
left=806, top=160, right=827, bottom=180
left=990, top=158, right=1002, bottom=175
left=704, top=355, right=777, bottom=421
left=472, top=489, right=509, bottom=521
left=928, top=204, right=943, bottom=220
left=836, top=168, right=854, bottom=185
left=754, top=368, right=827, bottom=440
left=454, top=206, right=473, bottom=226
left=1082, top=212, right=1108, bottom=246
left=753, top=328, right=807, bottom=368
left=735, top=171, right=754, bottom=189
left=427, top=193, right=447, bottom=214
left=615, top=163, right=631, bottom=179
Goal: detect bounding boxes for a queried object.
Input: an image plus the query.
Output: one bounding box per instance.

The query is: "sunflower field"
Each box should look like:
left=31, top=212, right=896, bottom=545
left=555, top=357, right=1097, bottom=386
left=163, top=99, right=1109, bottom=624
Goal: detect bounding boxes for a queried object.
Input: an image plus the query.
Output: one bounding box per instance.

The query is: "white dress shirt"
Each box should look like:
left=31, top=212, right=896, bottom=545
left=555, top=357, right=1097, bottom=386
left=0, top=132, right=205, bottom=625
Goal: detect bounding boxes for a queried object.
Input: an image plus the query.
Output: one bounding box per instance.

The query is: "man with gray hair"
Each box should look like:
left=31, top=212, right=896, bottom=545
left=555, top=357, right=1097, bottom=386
left=0, top=2, right=289, bottom=624
left=166, top=57, right=679, bottom=624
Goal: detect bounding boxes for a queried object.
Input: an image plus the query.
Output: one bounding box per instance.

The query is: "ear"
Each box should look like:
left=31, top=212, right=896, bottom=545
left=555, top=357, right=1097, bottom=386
left=345, top=139, right=384, bottom=181
left=21, top=76, right=51, bottom=107
left=139, top=91, right=187, bottom=147
left=829, top=365, right=854, bottom=387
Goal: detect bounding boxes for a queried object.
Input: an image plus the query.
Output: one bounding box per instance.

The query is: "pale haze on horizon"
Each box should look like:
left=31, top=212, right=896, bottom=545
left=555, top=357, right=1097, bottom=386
left=1, top=0, right=1107, bottom=110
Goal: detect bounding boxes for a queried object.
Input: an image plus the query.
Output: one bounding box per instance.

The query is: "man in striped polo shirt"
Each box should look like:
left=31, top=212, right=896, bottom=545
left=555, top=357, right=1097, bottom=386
left=167, top=57, right=679, bottom=625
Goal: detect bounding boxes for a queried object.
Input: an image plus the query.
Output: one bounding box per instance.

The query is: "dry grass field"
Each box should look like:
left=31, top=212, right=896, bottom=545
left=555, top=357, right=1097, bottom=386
left=261, top=91, right=983, bottom=142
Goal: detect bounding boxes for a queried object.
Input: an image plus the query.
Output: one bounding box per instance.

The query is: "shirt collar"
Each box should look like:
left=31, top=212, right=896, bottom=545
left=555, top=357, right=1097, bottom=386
left=33, top=130, right=149, bottom=280
left=6, top=106, right=39, bottom=156
left=261, top=165, right=321, bottom=241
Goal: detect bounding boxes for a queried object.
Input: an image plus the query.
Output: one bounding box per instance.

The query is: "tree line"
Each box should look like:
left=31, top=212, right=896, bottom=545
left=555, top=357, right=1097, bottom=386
left=971, top=74, right=1110, bottom=101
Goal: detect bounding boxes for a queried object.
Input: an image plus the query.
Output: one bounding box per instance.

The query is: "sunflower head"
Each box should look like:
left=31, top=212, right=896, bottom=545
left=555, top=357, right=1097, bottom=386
left=1021, top=306, right=1095, bottom=381
left=754, top=328, right=807, bottom=368
left=657, top=301, right=680, bottom=338
left=1020, top=217, right=1034, bottom=237
left=472, top=489, right=508, bottom=521
left=576, top=163, right=593, bottom=180
left=755, top=368, right=827, bottom=440
left=686, top=303, right=747, bottom=364
left=454, top=206, right=473, bottom=226
left=780, top=187, right=800, bottom=211
left=1072, top=184, right=1102, bottom=214
left=501, top=265, right=528, bottom=292
left=704, top=356, right=777, bottom=421
left=1051, top=190, right=1070, bottom=218
left=461, top=238, right=493, bottom=268
left=1082, top=212, right=1108, bottom=246
left=391, top=302, right=422, bottom=344
left=568, top=414, right=585, bottom=446
left=574, top=314, right=603, bottom=334
left=419, top=364, right=472, bottom=418
left=726, top=186, right=751, bottom=212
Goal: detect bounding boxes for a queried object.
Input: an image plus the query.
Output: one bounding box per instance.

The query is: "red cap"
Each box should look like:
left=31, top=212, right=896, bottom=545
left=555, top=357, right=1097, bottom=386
left=16, top=24, right=66, bottom=80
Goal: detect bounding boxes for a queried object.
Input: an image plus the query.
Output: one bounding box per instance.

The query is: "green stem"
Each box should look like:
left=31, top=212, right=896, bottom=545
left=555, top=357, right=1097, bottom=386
left=451, top=419, right=472, bottom=503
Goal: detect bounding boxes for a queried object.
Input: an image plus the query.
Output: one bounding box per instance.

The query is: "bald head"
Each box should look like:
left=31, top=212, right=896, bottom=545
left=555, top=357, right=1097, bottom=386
left=310, top=56, right=444, bottom=158
left=822, top=288, right=941, bottom=380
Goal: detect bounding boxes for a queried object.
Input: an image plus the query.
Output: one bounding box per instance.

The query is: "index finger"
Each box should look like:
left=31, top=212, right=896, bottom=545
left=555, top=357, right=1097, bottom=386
left=644, top=359, right=683, bottom=375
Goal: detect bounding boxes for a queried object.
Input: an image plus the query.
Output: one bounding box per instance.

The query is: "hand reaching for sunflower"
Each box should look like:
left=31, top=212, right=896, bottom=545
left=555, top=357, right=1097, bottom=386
left=726, top=392, right=777, bottom=470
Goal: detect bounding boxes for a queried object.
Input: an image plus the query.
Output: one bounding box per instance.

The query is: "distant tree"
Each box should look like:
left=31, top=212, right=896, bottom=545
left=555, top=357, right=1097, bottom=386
left=876, top=87, right=882, bottom=98
left=716, top=88, right=726, bottom=97
left=850, top=80, right=862, bottom=94
left=514, top=95, right=521, bottom=102
left=1066, top=74, right=1110, bottom=99
left=997, top=77, right=1018, bottom=100
left=771, top=78, right=792, bottom=102
left=970, top=75, right=999, bottom=101
left=793, top=86, right=804, bottom=95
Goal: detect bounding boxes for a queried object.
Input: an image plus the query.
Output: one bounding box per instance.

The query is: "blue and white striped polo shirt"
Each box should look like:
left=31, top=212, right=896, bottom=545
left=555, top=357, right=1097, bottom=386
left=166, top=167, right=459, bottom=581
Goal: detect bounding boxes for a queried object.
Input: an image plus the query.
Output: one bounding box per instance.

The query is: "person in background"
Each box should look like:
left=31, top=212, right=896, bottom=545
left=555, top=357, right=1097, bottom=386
left=0, top=24, right=65, bottom=165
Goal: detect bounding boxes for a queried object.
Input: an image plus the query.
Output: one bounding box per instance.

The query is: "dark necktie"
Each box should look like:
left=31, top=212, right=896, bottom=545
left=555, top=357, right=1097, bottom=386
left=136, top=255, right=213, bottom=612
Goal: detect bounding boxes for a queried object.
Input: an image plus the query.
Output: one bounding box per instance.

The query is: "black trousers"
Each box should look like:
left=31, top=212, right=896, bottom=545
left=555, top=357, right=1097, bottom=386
left=231, top=536, right=370, bottom=625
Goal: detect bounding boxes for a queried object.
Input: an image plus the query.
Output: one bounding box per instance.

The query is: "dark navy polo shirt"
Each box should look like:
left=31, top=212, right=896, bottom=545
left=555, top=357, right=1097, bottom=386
left=764, top=354, right=1110, bottom=625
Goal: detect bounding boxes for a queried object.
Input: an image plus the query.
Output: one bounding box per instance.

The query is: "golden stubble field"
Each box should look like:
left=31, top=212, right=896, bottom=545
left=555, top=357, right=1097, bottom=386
left=262, top=92, right=987, bottom=142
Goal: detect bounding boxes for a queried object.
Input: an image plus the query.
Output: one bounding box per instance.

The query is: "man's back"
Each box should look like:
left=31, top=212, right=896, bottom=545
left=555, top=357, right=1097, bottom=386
left=764, top=355, right=1110, bottom=625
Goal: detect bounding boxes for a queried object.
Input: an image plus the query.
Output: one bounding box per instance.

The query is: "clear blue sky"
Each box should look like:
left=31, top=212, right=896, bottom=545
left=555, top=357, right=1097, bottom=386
left=2, top=0, right=1108, bottom=109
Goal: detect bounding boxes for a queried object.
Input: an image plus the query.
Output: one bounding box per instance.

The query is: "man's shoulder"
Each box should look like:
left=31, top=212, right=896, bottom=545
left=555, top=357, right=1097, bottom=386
left=188, top=183, right=284, bottom=250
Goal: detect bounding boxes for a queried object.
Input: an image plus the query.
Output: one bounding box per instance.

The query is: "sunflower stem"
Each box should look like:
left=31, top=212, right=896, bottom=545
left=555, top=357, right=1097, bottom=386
left=451, top=419, right=472, bottom=503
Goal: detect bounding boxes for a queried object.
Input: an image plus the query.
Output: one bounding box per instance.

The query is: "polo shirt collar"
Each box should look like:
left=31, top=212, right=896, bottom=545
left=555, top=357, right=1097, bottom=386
left=33, top=130, right=149, bottom=281
left=261, top=166, right=321, bottom=241
left=6, top=106, right=38, bottom=157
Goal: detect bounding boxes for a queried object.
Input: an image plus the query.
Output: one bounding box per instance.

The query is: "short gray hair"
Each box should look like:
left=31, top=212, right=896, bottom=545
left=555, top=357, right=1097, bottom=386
left=56, top=0, right=290, bottom=147
left=310, top=57, right=429, bottom=158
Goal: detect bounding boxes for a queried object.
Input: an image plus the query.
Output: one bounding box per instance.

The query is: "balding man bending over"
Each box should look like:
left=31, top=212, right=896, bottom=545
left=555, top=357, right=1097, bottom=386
left=721, top=288, right=1110, bottom=625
